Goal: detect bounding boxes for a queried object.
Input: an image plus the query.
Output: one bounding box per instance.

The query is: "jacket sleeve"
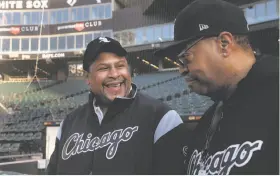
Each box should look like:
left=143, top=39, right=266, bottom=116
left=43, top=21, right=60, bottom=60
left=47, top=121, right=64, bottom=175
left=152, top=110, right=191, bottom=174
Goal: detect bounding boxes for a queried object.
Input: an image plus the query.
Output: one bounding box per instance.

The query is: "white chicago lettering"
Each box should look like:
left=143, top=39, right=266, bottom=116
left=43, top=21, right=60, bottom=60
left=187, top=140, right=263, bottom=175
left=61, top=126, right=139, bottom=160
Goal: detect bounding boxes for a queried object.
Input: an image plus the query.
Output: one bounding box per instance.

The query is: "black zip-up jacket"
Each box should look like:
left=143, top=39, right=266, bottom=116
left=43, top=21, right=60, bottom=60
left=47, top=84, right=188, bottom=175
left=184, top=55, right=279, bottom=175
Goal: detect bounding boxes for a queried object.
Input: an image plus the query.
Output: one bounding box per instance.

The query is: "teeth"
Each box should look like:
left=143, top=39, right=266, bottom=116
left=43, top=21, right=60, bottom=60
left=106, top=83, right=121, bottom=87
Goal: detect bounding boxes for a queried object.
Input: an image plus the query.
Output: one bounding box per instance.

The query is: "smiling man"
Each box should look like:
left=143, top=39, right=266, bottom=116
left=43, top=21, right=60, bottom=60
left=47, top=37, right=188, bottom=175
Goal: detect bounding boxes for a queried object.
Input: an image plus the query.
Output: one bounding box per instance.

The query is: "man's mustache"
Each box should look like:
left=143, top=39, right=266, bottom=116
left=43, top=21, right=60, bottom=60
left=103, top=78, right=126, bottom=85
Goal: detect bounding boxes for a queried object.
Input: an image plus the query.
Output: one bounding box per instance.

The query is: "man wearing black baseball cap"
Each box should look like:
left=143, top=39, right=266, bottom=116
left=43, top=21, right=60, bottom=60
left=47, top=37, right=188, bottom=174
left=155, top=0, right=278, bottom=174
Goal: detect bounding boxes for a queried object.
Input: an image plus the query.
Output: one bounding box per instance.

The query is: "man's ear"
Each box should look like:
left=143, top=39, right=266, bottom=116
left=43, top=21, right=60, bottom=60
left=218, top=32, right=234, bottom=57
left=84, top=71, right=90, bottom=85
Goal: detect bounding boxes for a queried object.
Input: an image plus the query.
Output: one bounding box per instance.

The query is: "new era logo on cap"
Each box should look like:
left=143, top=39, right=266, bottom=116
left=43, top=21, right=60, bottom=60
left=199, top=24, right=209, bottom=31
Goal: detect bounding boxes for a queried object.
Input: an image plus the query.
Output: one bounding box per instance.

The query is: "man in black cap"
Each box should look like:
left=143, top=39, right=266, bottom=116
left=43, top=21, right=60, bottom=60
left=47, top=37, right=188, bottom=174
left=155, top=0, right=279, bottom=174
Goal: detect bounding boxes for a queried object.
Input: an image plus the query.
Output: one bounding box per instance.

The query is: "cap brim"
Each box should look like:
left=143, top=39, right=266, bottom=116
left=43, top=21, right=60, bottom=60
left=101, top=42, right=127, bottom=57
left=154, top=39, right=190, bottom=59
left=154, top=37, right=202, bottom=60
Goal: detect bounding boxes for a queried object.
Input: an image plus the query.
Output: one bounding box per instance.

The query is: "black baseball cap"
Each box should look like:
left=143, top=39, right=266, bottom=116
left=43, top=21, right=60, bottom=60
left=83, top=37, right=127, bottom=72
left=154, top=0, right=249, bottom=59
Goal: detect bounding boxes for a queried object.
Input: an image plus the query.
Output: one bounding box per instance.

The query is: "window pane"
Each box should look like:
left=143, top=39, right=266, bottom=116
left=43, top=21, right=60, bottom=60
left=0, top=13, right=3, bottom=25
left=94, top=32, right=101, bottom=39
left=77, top=8, right=83, bottom=21
left=57, top=10, right=62, bottom=24
left=135, top=28, right=144, bottom=44
left=84, top=7, right=90, bottom=21
left=12, top=39, right=19, bottom=51
left=85, top=33, right=93, bottom=47
left=51, top=11, right=56, bottom=24
left=2, top=39, right=10, bottom=52
left=71, top=8, right=77, bottom=22
left=76, top=35, right=83, bottom=49
left=98, top=5, right=104, bottom=19
left=104, top=4, right=112, bottom=18
left=170, top=23, right=174, bottom=39
left=146, top=27, right=153, bottom=43
left=50, top=37, right=57, bottom=51
left=255, top=3, right=265, bottom=21
left=62, top=9, right=68, bottom=23
left=40, top=38, right=48, bottom=51
left=43, top=11, right=48, bottom=24
left=13, top=12, right=21, bottom=25
left=162, top=24, right=171, bottom=40
left=21, top=38, right=29, bottom=51
left=92, top=6, right=98, bottom=20
left=67, top=36, right=74, bottom=49
left=267, top=0, right=277, bottom=18
left=23, top=12, right=31, bottom=25
left=102, top=31, right=112, bottom=38
left=31, top=38, right=39, bottom=51
left=244, top=6, right=255, bottom=24
left=154, top=26, right=161, bottom=42
left=31, top=12, right=40, bottom=25
left=4, top=13, right=11, bottom=25
left=58, top=37, right=66, bottom=50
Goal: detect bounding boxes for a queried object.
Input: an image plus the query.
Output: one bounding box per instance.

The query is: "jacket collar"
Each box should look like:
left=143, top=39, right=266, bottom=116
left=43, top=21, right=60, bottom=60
left=88, top=83, right=138, bottom=124
left=224, top=55, right=278, bottom=107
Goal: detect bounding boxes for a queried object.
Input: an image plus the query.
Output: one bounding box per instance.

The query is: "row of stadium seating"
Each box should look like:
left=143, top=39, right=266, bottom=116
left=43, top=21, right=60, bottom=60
left=1, top=71, right=214, bottom=119
left=0, top=80, right=57, bottom=96
left=0, top=132, right=42, bottom=142
left=0, top=71, right=214, bottom=155
left=0, top=143, right=20, bottom=153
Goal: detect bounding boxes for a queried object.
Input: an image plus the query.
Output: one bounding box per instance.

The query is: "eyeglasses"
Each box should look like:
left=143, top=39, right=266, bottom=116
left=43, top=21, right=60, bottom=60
left=176, top=37, right=204, bottom=67
left=177, top=37, right=204, bottom=58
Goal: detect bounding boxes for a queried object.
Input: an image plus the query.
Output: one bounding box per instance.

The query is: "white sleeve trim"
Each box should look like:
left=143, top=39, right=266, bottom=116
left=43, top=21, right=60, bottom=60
left=154, top=110, right=183, bottom=143
left=56, top=120, right=64, bottom=141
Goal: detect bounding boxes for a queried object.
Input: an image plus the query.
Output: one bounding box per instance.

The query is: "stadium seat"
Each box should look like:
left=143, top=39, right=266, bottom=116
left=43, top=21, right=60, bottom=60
left=32, top=132, right=42, bottom=140
left=24, top=133, right=33, bottom=141
left=10, top=143, right=20, bottom=153
left=0, top=143, right=11, bottom=153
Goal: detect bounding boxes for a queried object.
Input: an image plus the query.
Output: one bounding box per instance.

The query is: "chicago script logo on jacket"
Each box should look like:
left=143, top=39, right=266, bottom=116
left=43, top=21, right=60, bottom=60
left=187, top=140, right=263, bottom=175
left=62, top=126, right=139, bottom=160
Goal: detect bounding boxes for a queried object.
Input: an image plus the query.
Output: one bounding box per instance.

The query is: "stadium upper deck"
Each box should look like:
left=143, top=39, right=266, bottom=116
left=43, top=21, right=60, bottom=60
left=0, top=0, right=278, bottom=77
